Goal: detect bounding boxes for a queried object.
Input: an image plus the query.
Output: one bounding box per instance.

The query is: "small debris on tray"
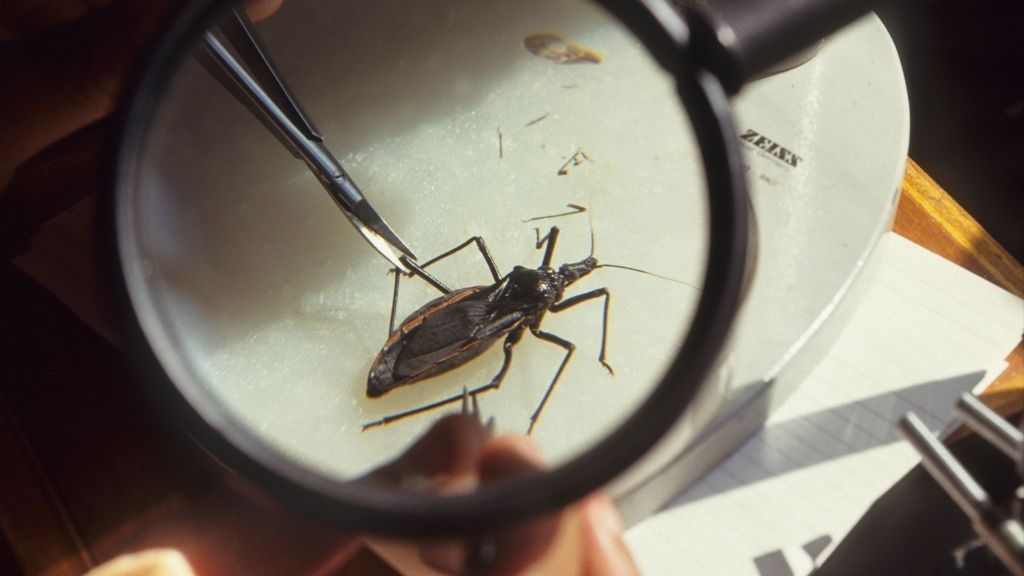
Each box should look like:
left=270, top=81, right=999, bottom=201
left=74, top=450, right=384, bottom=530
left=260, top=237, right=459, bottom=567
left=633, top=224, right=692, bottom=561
left=524, top=33, right=602, bottom=64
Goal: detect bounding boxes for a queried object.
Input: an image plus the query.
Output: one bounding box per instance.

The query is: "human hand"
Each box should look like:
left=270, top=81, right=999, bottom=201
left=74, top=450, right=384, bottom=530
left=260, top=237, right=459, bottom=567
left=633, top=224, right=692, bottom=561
left=85, top=414, right=637, bottom=575
left=0, top=0, right=283, bottom=189
left=416, top=430, right=640, bottom=576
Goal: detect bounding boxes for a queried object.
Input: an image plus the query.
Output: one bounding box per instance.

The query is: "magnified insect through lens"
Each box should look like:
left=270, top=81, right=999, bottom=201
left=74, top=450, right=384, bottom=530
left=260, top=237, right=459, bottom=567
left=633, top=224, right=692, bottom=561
left=133, top=0, right=711, bottom=479
left=363, top=219, right=699, bottom=434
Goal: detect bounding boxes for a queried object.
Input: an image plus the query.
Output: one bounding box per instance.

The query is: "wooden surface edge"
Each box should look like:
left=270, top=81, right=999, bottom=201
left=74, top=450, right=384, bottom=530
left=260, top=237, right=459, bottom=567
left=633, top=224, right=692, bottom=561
left=894, top=158, right=1024, bottom=299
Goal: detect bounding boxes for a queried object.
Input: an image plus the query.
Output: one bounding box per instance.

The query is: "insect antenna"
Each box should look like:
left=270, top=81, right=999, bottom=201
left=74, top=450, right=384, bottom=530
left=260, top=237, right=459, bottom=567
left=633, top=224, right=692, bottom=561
left=597, top=263, right=702, bottom=291
left=588, top=217, right=596, bottom=258
left=585, top=199, right=598, bottom=258
left=584, top=201, right=697, bottom=289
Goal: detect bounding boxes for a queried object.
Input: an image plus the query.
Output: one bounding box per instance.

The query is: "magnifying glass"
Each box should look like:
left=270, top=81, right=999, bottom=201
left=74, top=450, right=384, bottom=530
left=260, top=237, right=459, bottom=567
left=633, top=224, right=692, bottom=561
left=108, top=0, right=870, bottom=535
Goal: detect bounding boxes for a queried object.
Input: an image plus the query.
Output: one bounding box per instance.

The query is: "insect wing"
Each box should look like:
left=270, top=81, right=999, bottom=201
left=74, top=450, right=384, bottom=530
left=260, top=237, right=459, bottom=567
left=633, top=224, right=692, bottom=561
left=396, top=294, right=499, bottom=376
left=368, top=286, right=524, bottom=394
left=385, top=286, right=486, bottom=342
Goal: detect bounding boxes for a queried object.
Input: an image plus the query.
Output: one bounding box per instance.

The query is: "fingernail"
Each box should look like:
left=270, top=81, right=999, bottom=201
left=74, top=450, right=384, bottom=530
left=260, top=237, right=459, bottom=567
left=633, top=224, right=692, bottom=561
left=587, top=493, right=625, bottom=536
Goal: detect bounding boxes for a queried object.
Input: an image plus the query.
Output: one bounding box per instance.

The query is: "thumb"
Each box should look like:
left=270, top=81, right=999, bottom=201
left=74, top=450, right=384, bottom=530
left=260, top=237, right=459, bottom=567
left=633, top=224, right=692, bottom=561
left=471, top=437, right=585, bottom=576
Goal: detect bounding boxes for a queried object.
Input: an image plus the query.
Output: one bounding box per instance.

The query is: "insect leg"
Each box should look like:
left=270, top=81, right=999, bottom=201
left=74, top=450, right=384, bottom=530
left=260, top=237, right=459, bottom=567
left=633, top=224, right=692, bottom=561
left=418, top=236, right=503, bottom=283
left=386, top=267, right=402, bottom=335
left=550, top=288, right=613, bottom=374
left=392, top=235, right=502, bottom=299
left=400, top=257, right=452, bottom=295
left=361, top=330, right=522, bottom=431
left=385, top=257, right=450, bottom=337
left=533, top=226, right=559, bottom=268
left=521, top=204, right=586, bottom=222
left=526, top=328, right=575, bottom=435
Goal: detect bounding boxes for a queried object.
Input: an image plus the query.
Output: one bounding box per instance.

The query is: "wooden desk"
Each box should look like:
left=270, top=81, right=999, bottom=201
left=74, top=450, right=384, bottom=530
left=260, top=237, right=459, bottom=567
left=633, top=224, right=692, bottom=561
left=1, top=155, right=1021, bottom=576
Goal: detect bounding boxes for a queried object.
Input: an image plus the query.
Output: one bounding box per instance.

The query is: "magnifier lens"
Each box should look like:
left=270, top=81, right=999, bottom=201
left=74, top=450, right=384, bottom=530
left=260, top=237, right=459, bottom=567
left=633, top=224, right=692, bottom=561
left=120, top=0, right=727, bottom=532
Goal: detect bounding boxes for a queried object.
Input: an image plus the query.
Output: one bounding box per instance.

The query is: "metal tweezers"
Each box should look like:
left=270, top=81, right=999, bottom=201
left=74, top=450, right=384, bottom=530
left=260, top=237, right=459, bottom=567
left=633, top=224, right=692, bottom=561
left=201, top=8, right=416, bottom=271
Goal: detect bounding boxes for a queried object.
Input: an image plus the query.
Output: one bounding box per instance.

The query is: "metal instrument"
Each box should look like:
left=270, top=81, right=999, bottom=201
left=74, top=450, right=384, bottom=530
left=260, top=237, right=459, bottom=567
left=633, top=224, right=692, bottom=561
left=901, top=394, right=1024, bottom=575
left=201, top=8, right=416, bottom=271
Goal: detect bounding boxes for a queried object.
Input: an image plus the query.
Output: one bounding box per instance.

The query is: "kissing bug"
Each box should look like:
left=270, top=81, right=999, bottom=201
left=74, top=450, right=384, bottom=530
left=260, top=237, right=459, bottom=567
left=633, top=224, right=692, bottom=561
left=362, top=224, right=687, bottom=434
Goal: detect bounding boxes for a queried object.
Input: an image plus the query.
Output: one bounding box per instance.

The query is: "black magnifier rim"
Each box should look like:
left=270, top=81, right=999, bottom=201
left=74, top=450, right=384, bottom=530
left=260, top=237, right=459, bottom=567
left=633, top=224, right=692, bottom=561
left=107, top=0, right=750, bottom=536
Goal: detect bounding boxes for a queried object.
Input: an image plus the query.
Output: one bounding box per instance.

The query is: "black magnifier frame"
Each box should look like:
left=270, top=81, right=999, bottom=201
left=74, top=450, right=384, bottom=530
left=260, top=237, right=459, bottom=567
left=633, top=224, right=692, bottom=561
left=107, top=0, right=750, bottom=536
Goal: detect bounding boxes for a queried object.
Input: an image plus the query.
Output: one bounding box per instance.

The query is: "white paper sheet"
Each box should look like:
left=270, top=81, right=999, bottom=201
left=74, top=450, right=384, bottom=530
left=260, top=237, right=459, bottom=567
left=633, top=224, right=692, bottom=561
left=625, top=232, right=1024, bottom=575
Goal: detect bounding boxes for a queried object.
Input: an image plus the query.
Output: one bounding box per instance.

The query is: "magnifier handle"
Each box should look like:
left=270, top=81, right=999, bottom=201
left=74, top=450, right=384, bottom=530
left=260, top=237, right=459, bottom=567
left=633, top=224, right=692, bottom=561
left=685, top=0, right=880, bottom=92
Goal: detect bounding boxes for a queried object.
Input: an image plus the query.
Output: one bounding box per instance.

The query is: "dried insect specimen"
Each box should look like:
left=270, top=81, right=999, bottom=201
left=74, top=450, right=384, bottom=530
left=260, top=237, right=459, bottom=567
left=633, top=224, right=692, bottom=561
left=557, top=149, right=592, bottom=175
left=524, top=33, right=602, bottom=64
left=521, top=204, right=587, bottom=222
left=525, top=113, right=550, bottom=127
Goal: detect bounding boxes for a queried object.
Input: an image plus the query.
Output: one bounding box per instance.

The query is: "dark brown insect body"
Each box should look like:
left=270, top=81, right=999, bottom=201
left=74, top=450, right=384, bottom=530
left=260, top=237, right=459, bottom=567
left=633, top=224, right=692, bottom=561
left=363, top=227, right=612, bottom=433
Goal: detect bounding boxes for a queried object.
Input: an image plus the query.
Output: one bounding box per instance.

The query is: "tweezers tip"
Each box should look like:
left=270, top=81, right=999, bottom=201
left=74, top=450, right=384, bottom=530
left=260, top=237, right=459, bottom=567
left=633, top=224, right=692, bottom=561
left=351, top=201, right=417, bottom=260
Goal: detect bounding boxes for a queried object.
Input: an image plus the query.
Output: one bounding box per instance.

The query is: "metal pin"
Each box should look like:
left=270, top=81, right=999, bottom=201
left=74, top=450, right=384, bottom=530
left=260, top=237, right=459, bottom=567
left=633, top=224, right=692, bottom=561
left=457, top=386, right=495, bottom=435
left=956, top=393, right=1024, bottom=467
left=475, top=399, right=496, bottom=436
left=900, top=412, right=1024, bottom=574
left=201, top=17, right=416, bottom=272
